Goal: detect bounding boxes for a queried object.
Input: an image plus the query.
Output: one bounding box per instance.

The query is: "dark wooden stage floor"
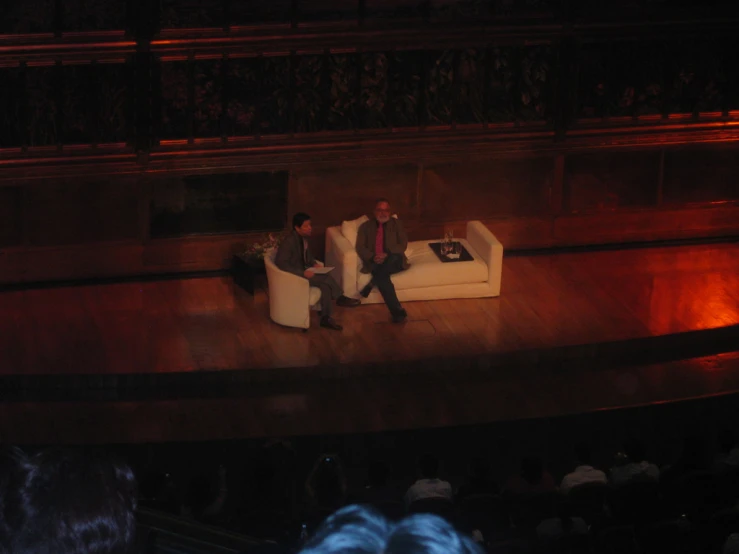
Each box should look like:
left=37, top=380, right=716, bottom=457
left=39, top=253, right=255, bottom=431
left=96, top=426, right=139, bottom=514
left=1, top=241, right=739, bottom=445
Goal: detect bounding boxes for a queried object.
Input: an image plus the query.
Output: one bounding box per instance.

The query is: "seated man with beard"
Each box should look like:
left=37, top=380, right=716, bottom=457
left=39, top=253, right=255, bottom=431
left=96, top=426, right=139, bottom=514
left=356, top=198, right=409, bottom=323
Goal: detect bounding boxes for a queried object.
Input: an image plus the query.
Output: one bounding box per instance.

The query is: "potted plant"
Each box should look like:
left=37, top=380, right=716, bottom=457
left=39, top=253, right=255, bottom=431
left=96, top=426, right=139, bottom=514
left=244, top=233, right=284, bottom=267
left=233, top=232, right=285, bottom=295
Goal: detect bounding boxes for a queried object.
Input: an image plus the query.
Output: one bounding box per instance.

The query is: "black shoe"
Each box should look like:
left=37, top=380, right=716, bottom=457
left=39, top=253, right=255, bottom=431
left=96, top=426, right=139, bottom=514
left=320, top=316, right=343, bottom=331
left=336, top=295, right=361, bottom=307
left=391, top=309, right=407, bottom=324
left=359, top=282, right=374, bottom=298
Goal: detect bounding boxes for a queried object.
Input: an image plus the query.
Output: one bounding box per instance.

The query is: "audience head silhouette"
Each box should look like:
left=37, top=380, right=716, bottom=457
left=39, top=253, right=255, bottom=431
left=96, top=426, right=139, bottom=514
left=680, top=434, right=707, bottom=467
left=623, top=438, right=647, bottom=463
left=521, top=457, right=544, bottom=485
left=717, top=428, right=737, bottom=454
left=299, top=504, right=483, bottom=554
left=418, top=454, right=440, bottom=479
left=367, top=460, right=390, bottom=488
left=469, top=455, right=490, bottom=480
left=0, top=446, right=31, bottom=551
left=8, top=448, right=138, bottom=554
left=574, top=442, right=593, bottom=465
left=307, top=454, right=347, bottom=512
left=184, top=471, right=215, bottom=520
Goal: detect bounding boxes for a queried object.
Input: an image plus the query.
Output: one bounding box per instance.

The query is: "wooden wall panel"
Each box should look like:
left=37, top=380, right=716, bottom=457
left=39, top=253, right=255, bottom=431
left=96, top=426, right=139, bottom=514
left=484, top=217, right=556, bottom=249
left=290, top=164, right=419, bottom=229
left=3, top=144, right=739, bottom=286
left=143, top=234, right=255, bottom=273
left=411, top=217, right=555, bottom=249
left=149, top=172, right=288, bottom=239
left=663, top=146, right=739, bottom=205
left=0, top=250, right=24, bottom=284
left=420, top=157, right=554, bottom=221
left=0, top=187, right=23, bottom=247
left=554, top=205, right=739, bottom=245
left=26, top=179, right=140, bottom=247
left=20, top=243, right=144, bottom=283
left=565, top=151, right=661, bottom=213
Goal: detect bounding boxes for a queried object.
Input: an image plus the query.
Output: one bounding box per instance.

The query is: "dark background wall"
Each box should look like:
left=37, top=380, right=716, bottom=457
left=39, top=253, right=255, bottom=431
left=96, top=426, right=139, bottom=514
left=1, top=0, right=738, bottom=284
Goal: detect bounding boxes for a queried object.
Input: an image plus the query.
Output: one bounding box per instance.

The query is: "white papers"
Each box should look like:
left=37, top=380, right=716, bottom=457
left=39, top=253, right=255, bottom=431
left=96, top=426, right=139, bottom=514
left=309, top=266, right=334, bottom=274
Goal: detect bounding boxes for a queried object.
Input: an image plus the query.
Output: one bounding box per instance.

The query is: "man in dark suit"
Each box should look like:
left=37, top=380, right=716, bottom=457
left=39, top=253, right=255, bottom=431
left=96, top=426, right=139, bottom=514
left=356, top=198, right=409, bottom=323
left=275, top=212, right=360, bottom=330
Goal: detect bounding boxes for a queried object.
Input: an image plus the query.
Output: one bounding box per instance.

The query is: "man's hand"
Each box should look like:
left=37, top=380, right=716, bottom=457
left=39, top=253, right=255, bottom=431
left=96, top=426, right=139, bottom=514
left=374, top=253, right=387, bottom=264
left=304, top=268, right=315, bottom=279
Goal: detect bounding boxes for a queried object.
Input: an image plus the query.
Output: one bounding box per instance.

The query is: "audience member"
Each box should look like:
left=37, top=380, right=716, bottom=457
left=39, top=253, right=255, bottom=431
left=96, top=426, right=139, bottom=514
left=352, top=460, right=399, bottom=506
left=404, top=454, right=453, bottom=507
left=304, top=454, right=348, bottom=527
left=299, top=504, right=483, bottom=554
left=245, top=439, right=297, bottom=516
left=138, top=469, right=179, bottom=513
left=560, top=442, right=607, bottom=494
left=713, top=428, right=739, bottom=473
left=0, top=446, right=30, bottom=552
left=239, top=440, right=298, bottom=540
left=456, top=455, right=499, bottom=500
left=536, top=500, right=588, bottom=542
left=660, top=435, right=708, bottom=489
left=181, top=465, right=228, bottom=522
left=610, top=438, right=660, bottom=487
left=3, top=427, right=728, bottom=553
left=8, top=448, right=138, bottom=554
left=503, top=457, right=556, bottom=496
left=724, top=533, right=739, bottom=554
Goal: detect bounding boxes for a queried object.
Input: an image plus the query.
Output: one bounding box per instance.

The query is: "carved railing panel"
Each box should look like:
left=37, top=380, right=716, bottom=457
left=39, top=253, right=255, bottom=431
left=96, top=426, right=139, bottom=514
left=0, top=0, right=55, bottom=34
left=0, top=187, right=23, bottom=247
left=0, top=67, right=25, bottom=149
left=26, top=65, right=59, bottom=147
left=63, top=0, right=126, bottom=32
left=0, top=1, right=736, bottom=159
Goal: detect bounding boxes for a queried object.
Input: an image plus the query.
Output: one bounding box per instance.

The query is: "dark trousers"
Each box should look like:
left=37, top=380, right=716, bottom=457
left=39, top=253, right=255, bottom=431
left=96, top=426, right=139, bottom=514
left=371, top=253, right=405, bottom=315
left=308, top=274, right=342, bottom=318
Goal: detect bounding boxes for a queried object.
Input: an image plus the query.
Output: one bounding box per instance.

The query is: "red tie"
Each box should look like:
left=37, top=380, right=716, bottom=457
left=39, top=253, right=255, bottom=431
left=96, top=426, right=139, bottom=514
left=375, top=223, right=384, bottom=257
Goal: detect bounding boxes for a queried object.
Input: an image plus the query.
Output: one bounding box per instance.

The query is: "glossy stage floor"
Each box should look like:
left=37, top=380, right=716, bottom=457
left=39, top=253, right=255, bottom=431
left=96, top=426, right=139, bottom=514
left=1, top=240, right=739, bottom=445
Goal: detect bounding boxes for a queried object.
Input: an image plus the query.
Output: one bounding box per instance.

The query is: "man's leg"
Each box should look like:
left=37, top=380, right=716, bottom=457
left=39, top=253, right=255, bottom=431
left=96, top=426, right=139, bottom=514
left=308, top=275, right=336, bottom=318
left=314, top=273, right=360, bottom=307
left=323, top=274, right=343, bottom=300
left=371, top=254, right=405, bottom=317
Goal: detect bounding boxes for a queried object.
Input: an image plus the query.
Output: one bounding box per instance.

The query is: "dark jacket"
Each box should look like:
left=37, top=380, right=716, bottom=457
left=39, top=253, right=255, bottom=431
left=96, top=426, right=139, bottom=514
left=275, top=231, right=316, bottom=277
left=356, top=218, right=409, bottom=274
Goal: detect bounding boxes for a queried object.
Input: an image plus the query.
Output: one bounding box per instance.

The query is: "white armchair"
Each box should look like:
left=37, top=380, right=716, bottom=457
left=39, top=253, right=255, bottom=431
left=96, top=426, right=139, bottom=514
left=264, top=248, right=322, bottom=330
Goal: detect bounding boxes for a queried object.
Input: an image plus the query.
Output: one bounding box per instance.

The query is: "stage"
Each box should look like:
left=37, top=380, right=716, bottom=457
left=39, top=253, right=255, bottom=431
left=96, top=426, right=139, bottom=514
left=1, top=241, right=739, bottom=445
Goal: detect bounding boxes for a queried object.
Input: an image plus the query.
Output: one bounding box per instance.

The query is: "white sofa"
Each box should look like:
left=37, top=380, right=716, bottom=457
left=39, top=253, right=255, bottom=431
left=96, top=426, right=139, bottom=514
left=264, top=248, right=322, bottom=329
left=325, top=220, right=503, bottom=303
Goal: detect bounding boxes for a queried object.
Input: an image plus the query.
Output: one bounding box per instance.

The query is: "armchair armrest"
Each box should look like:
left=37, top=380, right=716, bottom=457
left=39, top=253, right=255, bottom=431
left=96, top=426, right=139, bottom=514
left=264, top=252, right=312, bottom=329
left=467, top=220, right=503, bottom=296
left=325, top=226, right=358, bottom=297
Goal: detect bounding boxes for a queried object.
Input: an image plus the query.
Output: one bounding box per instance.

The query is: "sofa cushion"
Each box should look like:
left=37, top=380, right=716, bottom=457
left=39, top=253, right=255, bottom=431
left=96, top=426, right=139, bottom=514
left=357, top=238, right=489, bottom=291
left=340, top=215, right=369, bottom=248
